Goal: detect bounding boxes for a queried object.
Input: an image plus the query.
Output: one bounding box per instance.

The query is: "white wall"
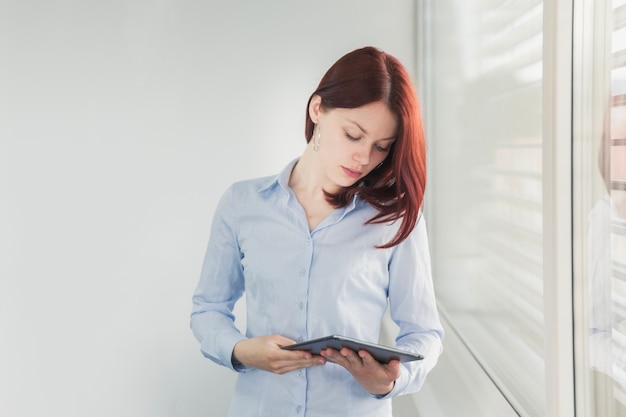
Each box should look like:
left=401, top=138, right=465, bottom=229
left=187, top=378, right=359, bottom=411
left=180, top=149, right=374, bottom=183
left=0, top=1, right=415, bottom=416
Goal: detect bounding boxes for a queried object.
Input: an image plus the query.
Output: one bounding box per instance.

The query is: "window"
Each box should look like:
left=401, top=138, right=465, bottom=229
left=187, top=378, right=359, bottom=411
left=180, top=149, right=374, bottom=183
left=574, top=0, right=626, bottom=415
left=417, top=0, right=626, bottom=415
left=418, top=1, right=545, bottom=415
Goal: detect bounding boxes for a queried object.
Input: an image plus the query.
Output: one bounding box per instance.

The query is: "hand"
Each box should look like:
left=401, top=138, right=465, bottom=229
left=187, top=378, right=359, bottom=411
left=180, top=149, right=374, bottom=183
left=232, top=335, right=326, bottom=374
left=320, top=347, right=400, bottom=396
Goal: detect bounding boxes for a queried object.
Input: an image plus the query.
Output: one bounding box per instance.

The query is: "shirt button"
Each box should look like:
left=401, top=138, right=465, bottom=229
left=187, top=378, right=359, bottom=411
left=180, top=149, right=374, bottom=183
left=299, top=268, right=306, bottom=277
left=297, top=371, right=303, bottom=377
left=296, top=405, right=302, bottom=413
left=298, top=302, right=304, bottom=310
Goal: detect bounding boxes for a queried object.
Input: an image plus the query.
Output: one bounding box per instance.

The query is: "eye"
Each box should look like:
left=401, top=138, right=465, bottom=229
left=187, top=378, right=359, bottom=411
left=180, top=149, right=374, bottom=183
left=375, top=144, right=390, bottom=152
left=344, top=132, right=361, bottom=141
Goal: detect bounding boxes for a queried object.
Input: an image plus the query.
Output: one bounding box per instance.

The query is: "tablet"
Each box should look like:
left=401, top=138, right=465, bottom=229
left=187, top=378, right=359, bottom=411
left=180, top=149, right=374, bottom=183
left=282, top=335, right=423, bottom=363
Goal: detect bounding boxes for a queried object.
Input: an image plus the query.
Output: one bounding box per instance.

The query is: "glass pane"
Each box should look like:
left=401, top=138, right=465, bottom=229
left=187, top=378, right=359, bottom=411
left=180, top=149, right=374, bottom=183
left=424, top=1, right=545, bottom=415
left=580, top=1, right=626, bottom=414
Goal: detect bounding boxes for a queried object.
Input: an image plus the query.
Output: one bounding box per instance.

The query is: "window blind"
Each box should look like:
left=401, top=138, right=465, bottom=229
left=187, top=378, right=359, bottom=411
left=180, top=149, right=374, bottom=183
left=607, top=0, right=626, bottom=406
left=424, top=1, right=545, bottom=416
left=575, top=1, right=626, bottom=415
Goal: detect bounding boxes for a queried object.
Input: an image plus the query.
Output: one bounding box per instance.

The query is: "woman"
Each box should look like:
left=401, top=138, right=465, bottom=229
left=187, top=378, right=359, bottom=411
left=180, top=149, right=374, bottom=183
left=191, top=46, right=443, bottom=417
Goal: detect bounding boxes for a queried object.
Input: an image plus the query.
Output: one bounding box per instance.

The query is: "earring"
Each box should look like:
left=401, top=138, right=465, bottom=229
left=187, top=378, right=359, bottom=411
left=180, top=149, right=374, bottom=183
left=313, top=124, right=321, bottom=151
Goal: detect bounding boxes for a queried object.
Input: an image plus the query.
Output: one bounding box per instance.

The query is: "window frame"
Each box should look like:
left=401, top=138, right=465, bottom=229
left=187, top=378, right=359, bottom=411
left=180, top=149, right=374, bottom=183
left=542, top=1, right=576, bottom=417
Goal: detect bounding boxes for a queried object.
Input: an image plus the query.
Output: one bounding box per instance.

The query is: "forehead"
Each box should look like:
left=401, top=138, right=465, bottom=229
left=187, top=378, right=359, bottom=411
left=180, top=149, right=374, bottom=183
left=330, top=102, right=398, bottom=138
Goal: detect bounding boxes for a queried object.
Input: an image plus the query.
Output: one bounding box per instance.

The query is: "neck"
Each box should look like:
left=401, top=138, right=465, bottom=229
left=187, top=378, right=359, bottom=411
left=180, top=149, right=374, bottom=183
left=289, top=147, right=339, bottom=198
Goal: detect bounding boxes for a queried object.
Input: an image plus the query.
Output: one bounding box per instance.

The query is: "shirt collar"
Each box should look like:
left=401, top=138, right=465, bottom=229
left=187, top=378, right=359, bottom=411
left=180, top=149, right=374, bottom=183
left=258, top=158, right=299, bottom=195
left=258, top=157, right=360, bottom=214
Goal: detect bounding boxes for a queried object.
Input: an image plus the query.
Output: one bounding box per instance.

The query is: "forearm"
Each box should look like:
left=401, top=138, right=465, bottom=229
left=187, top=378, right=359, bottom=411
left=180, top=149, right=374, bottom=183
left=190, top=309, right=247, bottom=370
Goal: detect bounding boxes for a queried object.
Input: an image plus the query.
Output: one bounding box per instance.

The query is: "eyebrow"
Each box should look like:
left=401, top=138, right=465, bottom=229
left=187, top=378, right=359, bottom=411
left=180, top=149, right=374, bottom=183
left=348, top=120, right=397, bottom=141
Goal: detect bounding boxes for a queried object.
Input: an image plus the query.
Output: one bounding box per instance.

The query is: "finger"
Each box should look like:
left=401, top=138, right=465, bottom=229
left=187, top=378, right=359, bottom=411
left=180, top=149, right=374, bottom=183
left=339, top=348, right=364, bottom=367
left=281, top=352, right=325, bottom=368
left=269, top=345, right=308, bottom=360
left=357, top=349, right=380, bottom=366
left=292, top=354, right=329, bottom=368
left=320, top=348, right=346, bottom=365
left=320, top=348, right=340, bottom=357
left=358, top=351, right=401, bottom=379
left=270, top=355, right=326, bottom=374
left=266, top=345, right=318, bottom=367
left=385, top=359, right=400, bottom=369
left=287, top=350, right=313, bottom=360
left=383, top=359, right=402, bottom=379
left=358, top=350, right=399, bottom=371
left=271, top=334, right=297, bottom=347
left=290, top=353, right=326, bottom=366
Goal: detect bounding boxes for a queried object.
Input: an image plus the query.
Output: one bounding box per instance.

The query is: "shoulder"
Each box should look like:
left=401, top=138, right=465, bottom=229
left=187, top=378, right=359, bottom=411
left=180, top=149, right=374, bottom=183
left=227, top=174, right=276, bottom=196
left=388, top=213, right=429, bottom=251
left=214, top=158, right=298, bottom=212
left=225, top=158, right=298, bottom=201
left=225, top=158, right=297, bottom=199
left=216, top=174, right=281, bottom=214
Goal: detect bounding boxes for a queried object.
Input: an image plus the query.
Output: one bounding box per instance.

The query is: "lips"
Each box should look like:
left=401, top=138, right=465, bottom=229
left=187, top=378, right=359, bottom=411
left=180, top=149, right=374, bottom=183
left=342, top=166, right=362, bottom=179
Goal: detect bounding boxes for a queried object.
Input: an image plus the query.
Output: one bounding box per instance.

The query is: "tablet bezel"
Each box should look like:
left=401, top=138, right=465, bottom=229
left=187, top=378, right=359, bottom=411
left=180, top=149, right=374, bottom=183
left=281, top=335, right=423, bottom=364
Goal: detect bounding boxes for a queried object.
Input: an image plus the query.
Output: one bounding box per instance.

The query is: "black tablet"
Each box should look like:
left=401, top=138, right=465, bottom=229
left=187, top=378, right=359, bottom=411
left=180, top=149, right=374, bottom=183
left=282, top=335, right=423, bottom=363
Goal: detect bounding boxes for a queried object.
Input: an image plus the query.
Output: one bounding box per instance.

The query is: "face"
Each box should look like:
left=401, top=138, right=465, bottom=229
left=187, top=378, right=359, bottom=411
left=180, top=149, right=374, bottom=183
left=309, top=97, right=398, bottom=192
left=611, top=148, right=626, bottom=218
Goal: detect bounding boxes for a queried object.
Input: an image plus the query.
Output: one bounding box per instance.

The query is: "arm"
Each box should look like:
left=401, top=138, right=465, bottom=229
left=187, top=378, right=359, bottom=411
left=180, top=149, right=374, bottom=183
left=190, top=185, right=326, bottom=373
left=321, top=217, right=443, bottom=397
left=190, top=186, right=248, bottom=371
left=385, top=217, right=444, bottom=396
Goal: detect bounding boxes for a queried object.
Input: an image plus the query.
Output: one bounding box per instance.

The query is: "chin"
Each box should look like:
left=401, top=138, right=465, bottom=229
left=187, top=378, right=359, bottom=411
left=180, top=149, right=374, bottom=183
left=340, top=179, right=361, bottom=188
left=327, top=179, right=356, bottom=192
left=330, top=169, right=363, bottom=189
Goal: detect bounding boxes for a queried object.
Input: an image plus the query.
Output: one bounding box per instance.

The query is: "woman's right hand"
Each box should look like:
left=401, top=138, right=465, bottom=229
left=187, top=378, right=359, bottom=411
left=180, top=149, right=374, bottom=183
left=232, top=335, right=326, bottom=374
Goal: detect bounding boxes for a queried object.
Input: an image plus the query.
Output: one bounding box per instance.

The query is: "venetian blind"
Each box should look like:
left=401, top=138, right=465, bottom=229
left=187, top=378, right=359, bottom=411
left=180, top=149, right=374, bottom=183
left=424, top=1, right=545, bottom=416
left=607, top=0, right=626, bottom=407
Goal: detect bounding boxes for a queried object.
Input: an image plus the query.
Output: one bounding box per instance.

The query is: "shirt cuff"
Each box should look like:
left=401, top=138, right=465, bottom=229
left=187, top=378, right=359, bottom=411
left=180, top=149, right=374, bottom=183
left=373, top=380, right=396, bottom=399
left=226, top=335, right=251, bottom=372
left=200, top=330, right=248, bottom=372
left=230, top=348, right=251, bottom=372
left=370, top=366, right=409, bottom=399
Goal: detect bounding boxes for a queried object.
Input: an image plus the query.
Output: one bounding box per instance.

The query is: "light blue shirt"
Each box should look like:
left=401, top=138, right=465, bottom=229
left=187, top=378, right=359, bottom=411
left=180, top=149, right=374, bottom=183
left=191, top=159, right=443, bottom=417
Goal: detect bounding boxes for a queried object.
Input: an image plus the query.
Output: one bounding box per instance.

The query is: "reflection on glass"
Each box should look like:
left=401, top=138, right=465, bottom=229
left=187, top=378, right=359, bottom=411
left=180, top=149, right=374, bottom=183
left=587, top=2, right=626, bottom=414
left=588, top=99, right=626, bottom=416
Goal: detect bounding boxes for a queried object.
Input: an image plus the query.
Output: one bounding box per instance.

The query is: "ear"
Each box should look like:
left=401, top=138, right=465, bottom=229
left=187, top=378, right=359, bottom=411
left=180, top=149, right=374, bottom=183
left=308, top=95, right=323, bottom=123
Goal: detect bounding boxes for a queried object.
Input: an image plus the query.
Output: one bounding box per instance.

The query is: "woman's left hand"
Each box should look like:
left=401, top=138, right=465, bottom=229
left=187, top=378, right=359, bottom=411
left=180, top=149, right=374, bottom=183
left=319, top=348, right=400, bottom=396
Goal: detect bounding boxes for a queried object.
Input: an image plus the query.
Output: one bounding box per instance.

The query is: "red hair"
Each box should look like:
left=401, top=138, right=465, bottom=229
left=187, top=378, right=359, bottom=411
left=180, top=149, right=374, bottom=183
left=305, top=46, right=426, bottom=248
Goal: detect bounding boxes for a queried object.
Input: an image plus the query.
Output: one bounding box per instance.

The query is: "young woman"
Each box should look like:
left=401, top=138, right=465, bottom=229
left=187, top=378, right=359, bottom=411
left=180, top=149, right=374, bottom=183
left=191, top=46, right=443, bottom=417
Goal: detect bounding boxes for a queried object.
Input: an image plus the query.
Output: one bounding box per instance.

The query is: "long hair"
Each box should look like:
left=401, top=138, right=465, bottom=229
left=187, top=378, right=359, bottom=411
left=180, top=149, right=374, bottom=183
left=304, top=46, right=426, bottom=248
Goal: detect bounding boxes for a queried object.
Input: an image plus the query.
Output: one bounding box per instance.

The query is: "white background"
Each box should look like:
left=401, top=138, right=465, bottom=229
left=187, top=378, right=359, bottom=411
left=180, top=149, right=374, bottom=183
left=0, top=1, right=415, bottom=416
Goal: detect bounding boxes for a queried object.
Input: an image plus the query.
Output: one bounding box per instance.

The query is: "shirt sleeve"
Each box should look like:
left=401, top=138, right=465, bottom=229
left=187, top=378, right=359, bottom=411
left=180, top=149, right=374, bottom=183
left=190, top=185, right=248, bottom=372
left=383, top=216, right=444, bottom=397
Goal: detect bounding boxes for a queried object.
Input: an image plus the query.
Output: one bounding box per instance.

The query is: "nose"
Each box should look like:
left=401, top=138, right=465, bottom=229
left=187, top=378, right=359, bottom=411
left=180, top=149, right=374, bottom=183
left=353, top=143, right=371, bottom=166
